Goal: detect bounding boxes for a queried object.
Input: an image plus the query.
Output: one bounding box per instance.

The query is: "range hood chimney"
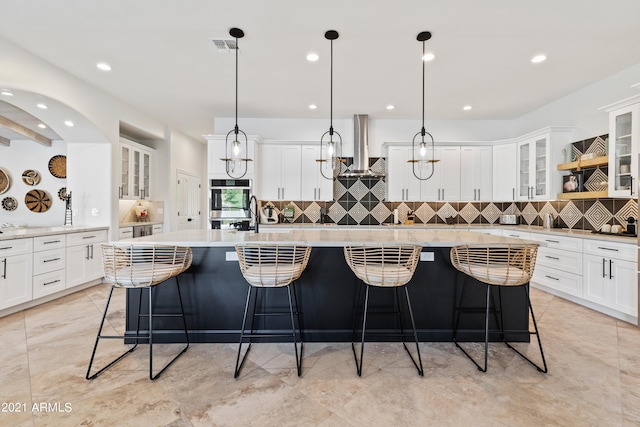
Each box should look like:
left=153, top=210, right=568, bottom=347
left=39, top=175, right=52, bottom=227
left=339, top=114, right=385, bottom=178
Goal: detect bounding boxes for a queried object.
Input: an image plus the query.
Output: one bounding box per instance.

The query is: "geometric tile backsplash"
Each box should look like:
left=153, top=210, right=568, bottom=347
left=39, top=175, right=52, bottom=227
left=260, top=156, right=638, bottom=231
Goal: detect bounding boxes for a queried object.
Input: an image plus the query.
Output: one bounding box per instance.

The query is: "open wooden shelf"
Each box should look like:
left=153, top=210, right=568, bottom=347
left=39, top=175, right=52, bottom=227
left=557, top=190, right=608, bottom=200
left=557, top=155, right=608, bottom=171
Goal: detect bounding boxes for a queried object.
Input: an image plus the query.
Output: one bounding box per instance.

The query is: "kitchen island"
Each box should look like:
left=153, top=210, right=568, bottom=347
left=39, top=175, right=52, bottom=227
left=122, top=229, right=538, bottom=343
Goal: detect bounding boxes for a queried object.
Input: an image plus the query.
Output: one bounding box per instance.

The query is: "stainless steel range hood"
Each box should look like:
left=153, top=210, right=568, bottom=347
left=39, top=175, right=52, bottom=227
left=339, top=114, right=385, bottom=178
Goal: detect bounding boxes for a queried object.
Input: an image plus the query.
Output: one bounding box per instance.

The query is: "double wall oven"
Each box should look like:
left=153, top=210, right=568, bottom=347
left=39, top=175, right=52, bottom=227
left=210, top=179, right=252, bottom=230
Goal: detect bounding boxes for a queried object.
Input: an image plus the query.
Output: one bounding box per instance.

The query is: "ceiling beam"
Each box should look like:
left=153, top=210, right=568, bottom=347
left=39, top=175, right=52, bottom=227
left=0, top=135, right=9, bottom=146
left=0, top=115, right=52, bottom=146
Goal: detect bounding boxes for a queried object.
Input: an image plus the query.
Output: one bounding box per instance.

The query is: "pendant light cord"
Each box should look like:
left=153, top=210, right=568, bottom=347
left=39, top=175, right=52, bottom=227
left=421, top=39, right=426, bottom=139
left=329, top=38, right=334, bottom=136
left=234, top=36, right=239, bottom=136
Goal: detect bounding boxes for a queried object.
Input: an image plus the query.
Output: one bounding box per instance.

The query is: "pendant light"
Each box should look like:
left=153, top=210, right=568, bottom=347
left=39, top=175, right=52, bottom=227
left=409, top=31, right=439, bottom=180
left=319, top=30, right=343, bottom=180
left=223, top=27, right=252, bottom=179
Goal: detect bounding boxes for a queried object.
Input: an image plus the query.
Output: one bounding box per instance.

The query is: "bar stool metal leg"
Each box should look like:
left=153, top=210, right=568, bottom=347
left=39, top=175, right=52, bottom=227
left=234, top=286, right=254, bottom=378
left=403, top=287, right=424, bottom=376
left=287, top=284, right=303, bottom=376
left=351, top=284, right=370, bottom=377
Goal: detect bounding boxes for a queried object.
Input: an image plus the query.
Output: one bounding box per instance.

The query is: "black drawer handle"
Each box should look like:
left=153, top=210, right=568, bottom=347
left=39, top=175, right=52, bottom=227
left=43, top=258, right=61, bottom=263
left=83, top=235, right=97, bottom=240
left=545, top=275, right=559, bottom=281
left=545, top=256, right=560, bottom=260
left=43, top=240, right=61, bottom=244
left=44, top=279, right=61, bottom=286
left=545, top=239, right=560, bottom=243
left=597, top=247, right=619, bottom=252
left=0, top=246, right=13, bottom=250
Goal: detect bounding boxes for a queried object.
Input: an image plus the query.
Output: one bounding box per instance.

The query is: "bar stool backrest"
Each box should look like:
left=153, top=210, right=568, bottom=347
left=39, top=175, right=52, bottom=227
left=235, top=244, right=312, bottom=287
left=450, top=244, right=539, bottom=287
left=344, top=245, right=422, bottom=287
left=101, top=244, right=193, bottom=288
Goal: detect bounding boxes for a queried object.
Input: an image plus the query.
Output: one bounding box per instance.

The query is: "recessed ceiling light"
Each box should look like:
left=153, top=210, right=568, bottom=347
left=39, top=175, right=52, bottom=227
left=37, top=123, right=47, bottom=129
left=531, top=54, right=547, bottom=63
left=1, top=90, right=14, bottom=96
left=463, top=105, right=472, bottom=111
left=306, top=53, right=319, bottom=62
left=309, top=104, right=318, bottom=109
left=422, top=53, right=435, bottom=62
left=37, top=103, right=48, bottom=109
left=64, top=120, right=74, bottom=127
left=386, top=105, right=395, bottom=110
left=96, top=62, right=112, bottom=71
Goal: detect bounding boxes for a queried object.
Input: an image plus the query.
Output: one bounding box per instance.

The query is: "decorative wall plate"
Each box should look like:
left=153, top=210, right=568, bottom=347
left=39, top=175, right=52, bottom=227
left=25, top=189, right=52, bottom=213
left=58, top=187, right=67, bottom=201
left=48, top=155, right=67, bottom=178
left=22, top=169, right=41, bottom=186
left=0, top=168, right=9, bottom=194
left=2, top=196, right=17, bottom=211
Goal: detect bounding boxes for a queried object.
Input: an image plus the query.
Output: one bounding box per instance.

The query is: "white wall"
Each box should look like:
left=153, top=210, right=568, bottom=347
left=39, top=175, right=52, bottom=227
left=0, top=140, right=67, bottom=227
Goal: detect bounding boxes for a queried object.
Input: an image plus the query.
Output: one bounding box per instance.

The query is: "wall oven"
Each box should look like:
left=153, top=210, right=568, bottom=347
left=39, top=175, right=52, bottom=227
left=210, top=179, right=252, bottom=230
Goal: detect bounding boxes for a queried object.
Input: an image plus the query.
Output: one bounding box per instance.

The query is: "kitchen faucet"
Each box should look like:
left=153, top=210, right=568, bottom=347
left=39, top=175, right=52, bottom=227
left=249, top=195, right=259, bottom=233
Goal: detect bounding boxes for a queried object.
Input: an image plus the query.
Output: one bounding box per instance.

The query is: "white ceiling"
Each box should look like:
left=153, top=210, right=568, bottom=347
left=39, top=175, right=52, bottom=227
left=1, top=0, right=639, bottom=142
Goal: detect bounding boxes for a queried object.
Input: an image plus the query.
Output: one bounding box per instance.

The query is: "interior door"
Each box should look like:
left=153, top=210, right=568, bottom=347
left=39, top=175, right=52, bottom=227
left=177, top=171, right=201, bottom=230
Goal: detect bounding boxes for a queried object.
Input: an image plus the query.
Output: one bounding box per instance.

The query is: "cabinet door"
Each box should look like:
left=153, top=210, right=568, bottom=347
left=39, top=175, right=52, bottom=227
left=437, top=147, right=461, bottom=201
left=120, top=144, right=131, bottom=199
left=259, top=145, right=283, bottom=200
left=300, top=145, right=334, bottom=201
left=66, top=244, right=89, bottom=288
left=0, top=254, right=33, bottom=310
left=517, top=140, right=531, bottom=200
left=141, top=150, right=151, bottom=199
left=280, top=145, right=301, bottom=201
left=609, top=258, right=637, bottom=316
left=132, top=148, right=140, bottom=199
left=608, top=104, right=639, bottom=198
left=460, top=146, right=492, bottom=201
left=583, top=254, right=609, bottom=307
left=386, top=146, right=407, bottom=201
left=533, top=136, right=549, bottom=199
left=493, top=143, right=517, bottom=201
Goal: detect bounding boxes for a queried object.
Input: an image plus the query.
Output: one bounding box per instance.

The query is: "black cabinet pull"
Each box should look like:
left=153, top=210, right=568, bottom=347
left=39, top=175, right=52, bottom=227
left=597, top=246, right=619, bottom=252
left=83, top=235, right=96, bottom=240
left=43, top=258, right=61, bottom=263
left=609, top=259, right=613, bottom=280
left=545, top=275, right=559, bottom=281
left=602, top=258, right=606, bottom=278
left=43, top=240, right=61, bottom=245
left=44, top=279, right=61, bottom=286
left=545, top=256, right=560, bottom=260
left=1, top=258, right=6, bottom=279
left=545, top=239, right=560, bottom=243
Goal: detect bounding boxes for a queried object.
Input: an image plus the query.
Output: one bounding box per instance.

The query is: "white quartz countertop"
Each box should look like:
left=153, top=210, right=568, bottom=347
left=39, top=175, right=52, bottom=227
left=260, top=223, right=637, bottom=244
left=118, top=221, right=163, bottom=227
left=119, top=228, right=541, bottom=248
left=0, top=225, right=109, bottom=241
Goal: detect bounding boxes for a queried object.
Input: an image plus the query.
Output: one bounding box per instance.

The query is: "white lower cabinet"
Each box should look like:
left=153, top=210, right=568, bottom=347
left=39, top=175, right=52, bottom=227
left=583, top=239, right=637, bottom=318
left=32, top=234, right=66, bottom=299
left=152, top=224, right=163, bottom=235
left=66, top=230, right=107, bottom=289
left=0, top=239, right=33, bottom=310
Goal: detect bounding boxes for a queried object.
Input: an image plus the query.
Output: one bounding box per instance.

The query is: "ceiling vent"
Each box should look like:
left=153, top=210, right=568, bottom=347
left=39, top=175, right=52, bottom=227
left=210, top=38, right=238, bottom=53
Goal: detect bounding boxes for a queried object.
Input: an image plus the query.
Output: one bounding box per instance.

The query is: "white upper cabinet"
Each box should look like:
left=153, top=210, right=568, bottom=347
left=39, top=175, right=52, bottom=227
left=460, top=146, right=492, bottom=201
left=301, top=145, right=333, bottom=201
left=386, top=145, right=421, bottom=201
left=492, top=143, right=517, bottom=201
left=516, top=128, right=571, bottom=200
left=430, top=146, right=461, bottom=201
left=120, top=138, right=153, bottom=200
left=205, top=134, right=256, bottom=179
left=603, top=96, right=640, bottom=198
left=257, top=143, right=301, bottom=201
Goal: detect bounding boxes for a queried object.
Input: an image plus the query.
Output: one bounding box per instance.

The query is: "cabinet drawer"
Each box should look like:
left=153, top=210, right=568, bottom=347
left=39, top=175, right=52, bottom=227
left=0, top=238, right=33, bottom=257
left=532, top=265, right=583, bottom=298
left=119, top=227, right=134, bottom=239
left=33, top=234, right=66, bottom=252
left=67, top=230, right=108, bottom=247
left=33, top=248, right=66, bottom=275
left=583, top=239, right=636, bottom=262
left=33, top=270, right=66, bottom=299
left=536, top=247, right=583, bottom=275
left=152, top=224, right=163, bottom=234
left=529, top=233, right=583, bottom=252
left=502, top=230, right=531, bottom=240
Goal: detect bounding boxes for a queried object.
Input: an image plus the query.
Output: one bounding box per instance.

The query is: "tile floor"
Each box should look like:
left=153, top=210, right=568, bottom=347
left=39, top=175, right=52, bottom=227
left=1, top=284, right=639, bottom=426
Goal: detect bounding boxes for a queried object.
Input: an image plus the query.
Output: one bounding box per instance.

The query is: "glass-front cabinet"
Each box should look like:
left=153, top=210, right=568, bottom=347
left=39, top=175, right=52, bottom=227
left=119, top=138, right=153, bottom=200
left=516, top=127, right=571, bottom=201
left=606, top=99, right=639, bottom=198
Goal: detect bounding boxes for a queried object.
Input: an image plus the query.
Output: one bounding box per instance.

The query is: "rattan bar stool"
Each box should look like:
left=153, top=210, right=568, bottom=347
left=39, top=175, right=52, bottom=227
left=450, top=244, right=547, bottom=373
left=344, top=244, right=424, bottom=376
left=234, top=244, right=312, bottom=378
left=86, top=243, right=192, bottom=380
